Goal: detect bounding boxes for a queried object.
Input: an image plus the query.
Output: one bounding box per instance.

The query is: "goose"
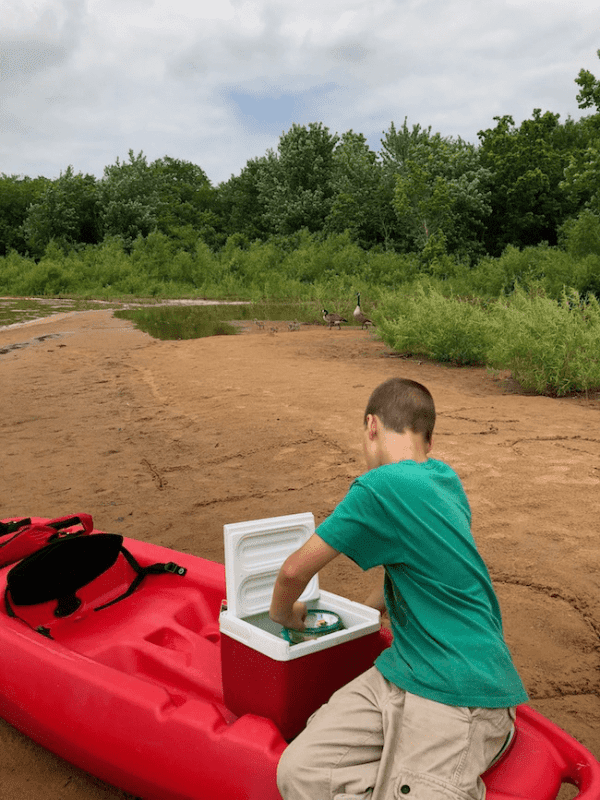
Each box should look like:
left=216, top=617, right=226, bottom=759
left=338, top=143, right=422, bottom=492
left=353, top=293, right=375, bottom=329
left=322, top=309, right=347, bottom=329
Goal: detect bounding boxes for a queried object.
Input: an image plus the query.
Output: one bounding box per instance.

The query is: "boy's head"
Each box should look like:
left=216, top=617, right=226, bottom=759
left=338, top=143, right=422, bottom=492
left=363, top=378, right=436, bottom=445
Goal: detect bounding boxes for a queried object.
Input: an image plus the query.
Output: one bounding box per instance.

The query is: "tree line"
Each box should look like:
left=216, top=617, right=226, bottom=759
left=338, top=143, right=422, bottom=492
left=2, top=52, right=600, bottom=271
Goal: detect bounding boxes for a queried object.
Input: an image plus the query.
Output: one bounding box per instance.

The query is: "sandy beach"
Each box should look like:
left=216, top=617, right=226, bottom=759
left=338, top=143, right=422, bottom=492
left=1, top=307, right=598, bottom=799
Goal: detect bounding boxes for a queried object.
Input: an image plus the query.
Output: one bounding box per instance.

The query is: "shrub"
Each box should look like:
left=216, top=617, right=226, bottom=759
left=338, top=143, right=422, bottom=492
left=560, top=209, right=600, bottom=258
left=467, top=244, right=591, bottom=299
left=376, top=284, right=492, bottom=365
left=488, top=288, right=600, bottom=395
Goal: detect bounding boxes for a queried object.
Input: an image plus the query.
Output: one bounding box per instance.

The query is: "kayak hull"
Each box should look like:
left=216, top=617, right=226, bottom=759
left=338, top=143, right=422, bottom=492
left=0, top=528, right=288, bottom=800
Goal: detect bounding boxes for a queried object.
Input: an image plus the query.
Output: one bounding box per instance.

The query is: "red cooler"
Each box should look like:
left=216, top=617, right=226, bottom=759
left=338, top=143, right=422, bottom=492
left=219, top=513, right=384, bottom=740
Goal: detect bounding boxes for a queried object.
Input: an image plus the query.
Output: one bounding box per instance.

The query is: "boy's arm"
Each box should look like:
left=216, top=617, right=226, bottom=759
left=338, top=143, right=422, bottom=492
left=269, top=533, right=339, bottom=630
left=363, top=571, right=387, bottom=615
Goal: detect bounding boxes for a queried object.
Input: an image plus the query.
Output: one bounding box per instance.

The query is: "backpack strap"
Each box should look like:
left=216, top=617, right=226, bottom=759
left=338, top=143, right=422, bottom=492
left=93, top=545, right=187, bottom=611
left=0, top=515, right=93, bottom=545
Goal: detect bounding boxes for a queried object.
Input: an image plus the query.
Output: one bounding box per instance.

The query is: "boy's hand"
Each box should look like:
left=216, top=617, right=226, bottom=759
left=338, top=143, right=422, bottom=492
left=272, top=601, right=308, bottom=631
left=269, top=534, right=339, bottom=630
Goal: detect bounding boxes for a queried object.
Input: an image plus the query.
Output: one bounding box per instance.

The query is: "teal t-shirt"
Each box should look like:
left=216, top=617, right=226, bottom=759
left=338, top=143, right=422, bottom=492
left=316, top=459, right=528, bottom=708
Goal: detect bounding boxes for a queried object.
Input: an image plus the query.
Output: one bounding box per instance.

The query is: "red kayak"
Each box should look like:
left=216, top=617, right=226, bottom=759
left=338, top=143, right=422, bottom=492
left=0, top=517, right=598, bottom=800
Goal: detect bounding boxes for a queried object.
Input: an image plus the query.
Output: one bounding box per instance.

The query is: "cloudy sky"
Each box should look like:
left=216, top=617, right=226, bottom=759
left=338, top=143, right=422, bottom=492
left=2, top=0, right=599, bottom=186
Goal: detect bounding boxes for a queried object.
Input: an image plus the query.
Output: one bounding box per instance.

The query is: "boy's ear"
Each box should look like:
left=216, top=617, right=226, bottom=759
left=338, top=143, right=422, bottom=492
left=427, top=435, right=434, bottom=453
left=366, top=414, right=378, bottom=440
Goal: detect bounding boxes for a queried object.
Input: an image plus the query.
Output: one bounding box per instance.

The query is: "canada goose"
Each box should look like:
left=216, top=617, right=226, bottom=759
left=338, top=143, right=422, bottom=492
left=353, top=293, right=375, bottom=329
left=322, top=309, right=347, bottom=329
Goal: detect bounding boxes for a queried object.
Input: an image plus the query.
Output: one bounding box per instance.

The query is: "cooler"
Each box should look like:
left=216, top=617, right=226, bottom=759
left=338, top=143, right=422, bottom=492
left=219, top=512, right=384, bottom=740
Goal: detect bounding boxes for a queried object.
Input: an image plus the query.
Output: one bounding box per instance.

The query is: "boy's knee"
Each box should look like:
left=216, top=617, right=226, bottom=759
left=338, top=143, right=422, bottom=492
left=277, top=744, right=302, bottom=794
left=277, top=742, right=332, bottom=799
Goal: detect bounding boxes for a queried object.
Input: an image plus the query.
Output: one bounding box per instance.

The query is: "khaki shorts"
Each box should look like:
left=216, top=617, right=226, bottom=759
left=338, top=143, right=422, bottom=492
left=277, top=666, right=515, bottom=800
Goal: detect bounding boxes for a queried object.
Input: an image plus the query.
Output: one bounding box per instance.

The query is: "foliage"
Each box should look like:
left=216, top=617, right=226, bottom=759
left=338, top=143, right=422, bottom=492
left=561, top=52, right=600, bottom=216
left=23, top=166, right=101, bottom=256
left=325, top=131, right=396, bottom=249
left=375, top=282, right=600, bottom=395
left=575, top=49, right=600, bottom=113
left=0, top=174, right=50, bottom=256
left=487, top=288, right=600, bottom=395
left=99, top=150, right=163, bottom=247
left=218, top=156, right=273, bottom=241
left=464, top=244, right=594, bottom=299
left=562, top=140, right=600, bottom=216
left=559, top=209, right=600, bottom=258
left=256, top=123, right=339, bottom=234
left=385, top=120, right=491, bottom=262
left=376, top=284, right=492, bottom=366
left=478, top=110, right=581, bottom=254
left=151, top=156, right=223, bottom=248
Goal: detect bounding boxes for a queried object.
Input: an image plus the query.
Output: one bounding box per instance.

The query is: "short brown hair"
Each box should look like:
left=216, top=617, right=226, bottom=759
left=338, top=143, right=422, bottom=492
left=364, top=378, right=436, bottom=444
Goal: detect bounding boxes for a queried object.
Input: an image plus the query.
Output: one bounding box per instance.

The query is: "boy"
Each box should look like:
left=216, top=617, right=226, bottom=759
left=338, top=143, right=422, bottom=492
left=269, top=377, right=528, bottom=800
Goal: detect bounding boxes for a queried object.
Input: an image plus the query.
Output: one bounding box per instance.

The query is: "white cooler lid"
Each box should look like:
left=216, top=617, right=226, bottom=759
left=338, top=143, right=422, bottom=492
left=224, top=512, right=320, bottom=618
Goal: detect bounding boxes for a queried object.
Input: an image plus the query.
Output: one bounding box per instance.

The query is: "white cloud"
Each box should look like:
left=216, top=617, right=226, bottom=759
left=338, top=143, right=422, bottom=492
left=1, top=0, right=599, bottom=184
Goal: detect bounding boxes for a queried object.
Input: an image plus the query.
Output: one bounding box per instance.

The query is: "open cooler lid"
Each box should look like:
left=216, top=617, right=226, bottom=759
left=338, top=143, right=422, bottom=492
left=224, top=512, right=319, bottom=619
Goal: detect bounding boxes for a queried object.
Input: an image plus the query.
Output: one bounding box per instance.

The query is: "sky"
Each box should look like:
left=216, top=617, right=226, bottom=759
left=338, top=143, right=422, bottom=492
left=2, top=0, right=600, bottom=187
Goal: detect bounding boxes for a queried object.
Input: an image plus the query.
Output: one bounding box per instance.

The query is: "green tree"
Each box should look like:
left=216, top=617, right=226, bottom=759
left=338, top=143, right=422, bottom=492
left=257, top=122, right=339, bottom=234
left=23, top=166, right=100, bottom=256
left=478, top=110, right=578, bottom=254
left=217, top=156, right=274, bottom=241
left=560, top=208, right=600, bottom=258
left=325, top=130, right=396, bottom=249
left=151, top=156, right=222, bottom=246
left=575, top=49, right=600, bottom=113
left=560, top=52, right=600, bottom=217
left=99, top=150, right=163, bottom=246
left=380, top=119, right=436, bottom=171
left=0, top=174, right=49, bottom=256
left=379, top=119, right=437, bottom=251
left=384, top=120, right=491, bottom=261
left=562, top=141, right=600, bottom=215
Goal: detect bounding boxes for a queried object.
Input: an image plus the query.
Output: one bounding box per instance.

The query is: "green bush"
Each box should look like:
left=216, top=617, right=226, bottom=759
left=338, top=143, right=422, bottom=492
left=376, top=284, right=492, bottom=365
left=560, top=209, right=600, bottom=258
left=488, top=288, right=600, bottom=395
left=465, top=244, right=591, bottom=299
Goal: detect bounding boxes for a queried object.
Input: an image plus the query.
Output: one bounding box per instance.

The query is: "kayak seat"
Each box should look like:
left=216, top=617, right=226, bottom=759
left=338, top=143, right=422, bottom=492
left=3, top=533, right=232, bottom=708
left=7, top=532, right=124, bottom=616
left=4, top=533, right=190, bottom=639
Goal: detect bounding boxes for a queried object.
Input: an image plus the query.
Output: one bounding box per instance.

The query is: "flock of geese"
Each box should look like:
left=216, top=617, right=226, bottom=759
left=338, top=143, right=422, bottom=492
left=322, top=293, right=375, bottom=330
left=254, top=293, right=375, bottom=333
